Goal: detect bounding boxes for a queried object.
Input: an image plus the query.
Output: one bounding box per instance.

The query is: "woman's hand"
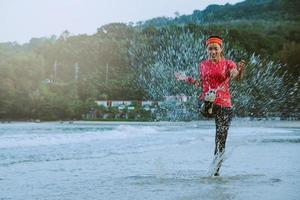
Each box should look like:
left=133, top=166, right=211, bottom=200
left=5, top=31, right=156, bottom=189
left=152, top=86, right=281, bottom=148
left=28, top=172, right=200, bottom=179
left=175, top=72, right=201, bottom=88
left=238, top=59, right=245, bottom=72
left=236, top=59, right=246, bottom=81
left=175, top=72, right=188, bottom=81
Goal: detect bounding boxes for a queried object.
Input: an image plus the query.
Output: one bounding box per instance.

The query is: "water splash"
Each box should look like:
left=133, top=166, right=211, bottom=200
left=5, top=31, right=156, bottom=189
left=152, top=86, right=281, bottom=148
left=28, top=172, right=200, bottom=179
left=129, top=27, right=299, bottom=121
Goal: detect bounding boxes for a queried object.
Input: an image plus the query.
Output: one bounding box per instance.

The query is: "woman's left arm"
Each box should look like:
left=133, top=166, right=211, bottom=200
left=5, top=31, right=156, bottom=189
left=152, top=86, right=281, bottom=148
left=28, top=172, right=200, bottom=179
left=230, top=60, right=245, bottom=81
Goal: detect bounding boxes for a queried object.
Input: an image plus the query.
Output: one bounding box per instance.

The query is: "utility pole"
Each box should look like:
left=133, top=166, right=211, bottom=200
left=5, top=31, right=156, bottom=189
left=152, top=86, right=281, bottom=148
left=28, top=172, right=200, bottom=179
left=75, top=62, right=79, bottom=81
left=53, top=60, right=57, bottom=81
left=106, top=63, right=108, bottom=84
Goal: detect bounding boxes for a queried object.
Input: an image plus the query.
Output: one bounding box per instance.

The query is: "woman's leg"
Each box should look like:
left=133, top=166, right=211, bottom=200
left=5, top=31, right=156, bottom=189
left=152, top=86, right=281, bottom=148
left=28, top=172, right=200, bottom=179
left=213, top=106, right=233, bottom=175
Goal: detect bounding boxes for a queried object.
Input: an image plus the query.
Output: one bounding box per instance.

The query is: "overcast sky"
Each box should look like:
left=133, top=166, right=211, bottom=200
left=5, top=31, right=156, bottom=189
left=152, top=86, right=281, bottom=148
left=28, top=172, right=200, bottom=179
left=0, top=0, right=242, bottom=44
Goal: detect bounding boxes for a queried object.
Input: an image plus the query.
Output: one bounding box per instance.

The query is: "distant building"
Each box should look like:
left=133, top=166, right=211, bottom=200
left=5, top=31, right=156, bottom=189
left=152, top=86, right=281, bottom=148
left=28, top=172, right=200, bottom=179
left=95, top=101, right=108, bottom=107
left=123, top=101, right=132, bottom=106
left=88, top=96, right=189, bottom=120
left=141, top=101, right=155, bottom=107
left=95, top=100, right=163, bottom=108
left=164, top=95, right=188, bottom=105
left=111, top=101, right=124, bottom=107
left=95, top=95, right=188, bottom=112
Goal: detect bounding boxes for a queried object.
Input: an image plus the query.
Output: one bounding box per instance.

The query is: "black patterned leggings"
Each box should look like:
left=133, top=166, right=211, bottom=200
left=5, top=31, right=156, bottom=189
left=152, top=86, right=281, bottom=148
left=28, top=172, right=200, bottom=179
left=214, top=105, right=233, bottom=156
left=213, top=105, right=233, bottom=175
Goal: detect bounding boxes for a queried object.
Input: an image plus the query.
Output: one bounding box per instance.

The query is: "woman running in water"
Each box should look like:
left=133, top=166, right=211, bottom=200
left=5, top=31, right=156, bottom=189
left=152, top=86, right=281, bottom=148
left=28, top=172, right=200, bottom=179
left=176, top=35, right=245, bottom=176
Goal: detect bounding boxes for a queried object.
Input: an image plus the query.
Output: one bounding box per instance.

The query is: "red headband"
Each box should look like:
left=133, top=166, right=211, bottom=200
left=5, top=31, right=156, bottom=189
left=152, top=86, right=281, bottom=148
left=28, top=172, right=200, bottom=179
left=206, top=37, right=223, bottom=46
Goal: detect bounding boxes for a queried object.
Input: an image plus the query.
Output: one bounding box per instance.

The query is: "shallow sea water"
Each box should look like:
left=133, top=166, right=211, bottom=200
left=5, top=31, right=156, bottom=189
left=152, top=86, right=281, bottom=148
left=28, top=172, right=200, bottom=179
left=0, top=120, right=299, bottom=200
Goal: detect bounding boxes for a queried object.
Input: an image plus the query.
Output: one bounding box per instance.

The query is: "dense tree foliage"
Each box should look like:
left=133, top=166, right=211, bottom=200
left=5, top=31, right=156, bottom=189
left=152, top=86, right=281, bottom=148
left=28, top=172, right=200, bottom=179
left=0, top=0, right=299, bottom=120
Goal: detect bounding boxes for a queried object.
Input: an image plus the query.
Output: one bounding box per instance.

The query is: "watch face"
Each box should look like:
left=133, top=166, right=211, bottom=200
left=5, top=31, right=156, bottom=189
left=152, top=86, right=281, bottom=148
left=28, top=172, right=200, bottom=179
left=205, top=90, right=216, bottom=102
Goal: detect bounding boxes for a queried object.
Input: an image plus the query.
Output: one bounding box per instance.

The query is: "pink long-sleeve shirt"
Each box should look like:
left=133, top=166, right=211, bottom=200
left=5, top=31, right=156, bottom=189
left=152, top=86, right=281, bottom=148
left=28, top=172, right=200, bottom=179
left=186, top=59, right=237, bottom=107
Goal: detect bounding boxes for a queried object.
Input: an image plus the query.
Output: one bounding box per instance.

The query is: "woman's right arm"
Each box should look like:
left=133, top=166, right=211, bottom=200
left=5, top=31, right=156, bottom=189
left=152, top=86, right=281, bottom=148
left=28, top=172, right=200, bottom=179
left=175, top=72, right=201, bottom=88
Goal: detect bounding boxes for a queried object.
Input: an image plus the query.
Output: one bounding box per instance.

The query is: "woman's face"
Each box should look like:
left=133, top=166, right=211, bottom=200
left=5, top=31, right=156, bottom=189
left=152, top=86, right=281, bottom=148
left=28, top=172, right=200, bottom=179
left=206, top=43, right=223, bottom=62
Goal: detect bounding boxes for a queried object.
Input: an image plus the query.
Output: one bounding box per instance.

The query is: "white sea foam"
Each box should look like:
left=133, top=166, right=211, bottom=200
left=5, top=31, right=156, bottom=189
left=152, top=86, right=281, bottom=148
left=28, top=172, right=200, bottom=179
left=0, top=125, right=162, bottom=148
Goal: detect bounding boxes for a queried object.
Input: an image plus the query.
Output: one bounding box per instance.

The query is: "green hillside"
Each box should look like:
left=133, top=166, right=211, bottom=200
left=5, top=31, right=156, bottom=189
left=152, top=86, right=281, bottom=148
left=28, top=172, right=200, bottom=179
left=0, top=0, right=299, bottom=120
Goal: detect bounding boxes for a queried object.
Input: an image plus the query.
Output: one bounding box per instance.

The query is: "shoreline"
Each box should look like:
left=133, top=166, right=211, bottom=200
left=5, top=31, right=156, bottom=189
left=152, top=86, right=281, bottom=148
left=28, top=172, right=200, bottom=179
left=1, top=119, right=300, bottom=128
